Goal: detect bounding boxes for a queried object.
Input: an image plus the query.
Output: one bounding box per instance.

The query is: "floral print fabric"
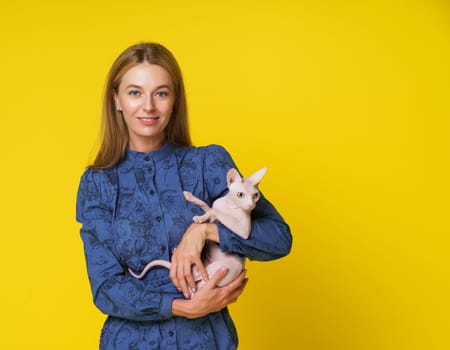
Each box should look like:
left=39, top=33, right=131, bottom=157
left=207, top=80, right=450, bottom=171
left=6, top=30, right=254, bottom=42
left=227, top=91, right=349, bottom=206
left=76, top=143, right=292, bottom=349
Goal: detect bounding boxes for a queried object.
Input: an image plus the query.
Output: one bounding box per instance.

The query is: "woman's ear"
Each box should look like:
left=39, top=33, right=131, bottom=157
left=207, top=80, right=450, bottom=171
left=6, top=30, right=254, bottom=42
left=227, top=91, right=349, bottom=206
left=114, top=93, right=122, bottom=111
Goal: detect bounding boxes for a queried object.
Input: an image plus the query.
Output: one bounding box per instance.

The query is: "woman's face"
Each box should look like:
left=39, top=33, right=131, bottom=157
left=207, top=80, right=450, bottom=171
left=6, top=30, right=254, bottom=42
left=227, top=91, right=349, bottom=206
left=114, top=63, right=175, bottom=152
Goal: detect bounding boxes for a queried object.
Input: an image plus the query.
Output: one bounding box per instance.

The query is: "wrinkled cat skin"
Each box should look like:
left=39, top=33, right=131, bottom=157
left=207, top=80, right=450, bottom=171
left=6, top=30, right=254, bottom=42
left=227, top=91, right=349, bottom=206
left=128, top=167, right=267, bottom=291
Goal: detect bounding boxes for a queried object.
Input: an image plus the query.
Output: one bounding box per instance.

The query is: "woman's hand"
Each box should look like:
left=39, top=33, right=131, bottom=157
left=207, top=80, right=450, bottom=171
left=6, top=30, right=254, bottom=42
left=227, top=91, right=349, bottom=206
left=172, top=267, right=248, bottom=319
left=170, top=223, right=219, bottom=299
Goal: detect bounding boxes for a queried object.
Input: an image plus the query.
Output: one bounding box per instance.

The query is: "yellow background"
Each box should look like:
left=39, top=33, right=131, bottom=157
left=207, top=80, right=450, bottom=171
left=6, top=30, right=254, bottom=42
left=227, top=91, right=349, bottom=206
left=1, top=0, right=449, bottom=349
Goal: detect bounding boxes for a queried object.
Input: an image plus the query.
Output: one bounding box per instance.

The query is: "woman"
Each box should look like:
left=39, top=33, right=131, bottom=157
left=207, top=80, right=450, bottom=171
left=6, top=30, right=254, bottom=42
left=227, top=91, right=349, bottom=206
left=76, top=42, right=292, bottom=350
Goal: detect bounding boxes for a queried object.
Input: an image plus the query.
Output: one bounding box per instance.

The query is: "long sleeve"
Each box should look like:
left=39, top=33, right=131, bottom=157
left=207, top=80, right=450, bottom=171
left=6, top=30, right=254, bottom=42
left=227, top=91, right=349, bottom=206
left=218, top=194, right=292, bottom=261
left=202, top=145, right=293, bottom=261
left=76, top=169, right=174, bottom=322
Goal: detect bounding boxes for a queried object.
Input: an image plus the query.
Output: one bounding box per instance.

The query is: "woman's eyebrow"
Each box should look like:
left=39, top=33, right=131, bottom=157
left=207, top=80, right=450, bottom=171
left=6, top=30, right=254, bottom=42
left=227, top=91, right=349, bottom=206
left=125, top=84, right=143, bottom=89
left=125, top=84, right=171, bottom=90
left=155, top=84, right=171, bottom=90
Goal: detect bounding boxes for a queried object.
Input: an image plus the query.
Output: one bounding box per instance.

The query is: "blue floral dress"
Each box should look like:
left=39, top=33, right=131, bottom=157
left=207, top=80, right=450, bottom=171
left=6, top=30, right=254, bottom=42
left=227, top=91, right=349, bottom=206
left=76, top=143, right=292, bottom=349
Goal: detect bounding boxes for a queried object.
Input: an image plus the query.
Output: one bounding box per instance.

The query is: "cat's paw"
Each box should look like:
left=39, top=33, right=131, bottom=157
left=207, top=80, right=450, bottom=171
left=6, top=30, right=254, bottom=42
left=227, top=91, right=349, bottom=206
left=192, top=215, right=205, bottom=223
left=183, top=191, right=193, bottom=201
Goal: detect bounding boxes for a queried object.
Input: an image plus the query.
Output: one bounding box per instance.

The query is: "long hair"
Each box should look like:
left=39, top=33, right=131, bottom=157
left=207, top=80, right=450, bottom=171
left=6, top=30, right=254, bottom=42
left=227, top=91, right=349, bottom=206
left=92, top=43, right=191, bottom=169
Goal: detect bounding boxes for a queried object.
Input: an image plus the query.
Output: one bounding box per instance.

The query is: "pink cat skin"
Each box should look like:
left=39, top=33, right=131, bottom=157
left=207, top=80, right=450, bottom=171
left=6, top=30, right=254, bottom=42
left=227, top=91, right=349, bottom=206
left=128, top=167, right=267, bottom=292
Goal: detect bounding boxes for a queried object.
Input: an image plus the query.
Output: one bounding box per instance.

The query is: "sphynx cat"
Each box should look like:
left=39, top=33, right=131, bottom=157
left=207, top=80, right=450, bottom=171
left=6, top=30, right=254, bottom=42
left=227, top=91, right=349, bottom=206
left=128, top=167, right=267, bottom=292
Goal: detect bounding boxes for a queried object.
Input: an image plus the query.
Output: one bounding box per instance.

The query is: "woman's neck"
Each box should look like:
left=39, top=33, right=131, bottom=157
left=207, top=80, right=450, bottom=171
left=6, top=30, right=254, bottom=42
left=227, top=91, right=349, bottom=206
left=128, top=136, right=166, bottom=153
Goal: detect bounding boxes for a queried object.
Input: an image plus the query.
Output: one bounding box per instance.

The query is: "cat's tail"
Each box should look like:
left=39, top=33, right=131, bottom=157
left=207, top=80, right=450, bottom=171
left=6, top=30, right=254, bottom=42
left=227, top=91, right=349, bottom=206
left=183, top=191, right=211, bottom=212
left=128, top=260, right=172, bottom=279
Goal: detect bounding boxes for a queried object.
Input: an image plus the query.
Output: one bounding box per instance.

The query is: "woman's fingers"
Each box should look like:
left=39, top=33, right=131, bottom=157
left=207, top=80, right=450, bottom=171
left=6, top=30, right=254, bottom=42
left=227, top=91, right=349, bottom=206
left=181, top=268, right=249, bottom=318
left=170, top=252, right=205, bottom=299
left=169, top=223, right=210, bottom=298
left=220, top=270, right=247, bottom=301
left=194, top=258, right=209, bottom=283
left=229, top=276, right=248, bottom=302
left=170, top=251, right=190, bottom=298
left=183, top=256, right=197, bottom=296
left=230, top=269, right=247, bottom=287
left=206, top=268, right=248, bottom=309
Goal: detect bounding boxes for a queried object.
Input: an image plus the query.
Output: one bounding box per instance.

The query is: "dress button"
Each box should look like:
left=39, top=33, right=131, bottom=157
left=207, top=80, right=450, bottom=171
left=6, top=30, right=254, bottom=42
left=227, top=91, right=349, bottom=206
left=156, top=216, right=162, bottom=222
left=168, top=331, right=174, bottom=337
left=144, top=156, right=151, bottom=161
left=149, top=189, right=155, bottom=195
left=161, top=245, right=166, bottom=253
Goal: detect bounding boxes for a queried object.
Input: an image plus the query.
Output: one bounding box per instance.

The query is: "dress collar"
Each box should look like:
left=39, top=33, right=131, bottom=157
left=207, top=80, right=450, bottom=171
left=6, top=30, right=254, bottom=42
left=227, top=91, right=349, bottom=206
left=122, top=142, right=177, bottom=169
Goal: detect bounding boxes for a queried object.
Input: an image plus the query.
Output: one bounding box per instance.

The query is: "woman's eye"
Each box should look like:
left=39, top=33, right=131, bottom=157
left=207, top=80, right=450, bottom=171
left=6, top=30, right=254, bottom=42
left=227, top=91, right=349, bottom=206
left=155, top=91, right=168, bottom=97
left=128, top=90, right=141, bottom=96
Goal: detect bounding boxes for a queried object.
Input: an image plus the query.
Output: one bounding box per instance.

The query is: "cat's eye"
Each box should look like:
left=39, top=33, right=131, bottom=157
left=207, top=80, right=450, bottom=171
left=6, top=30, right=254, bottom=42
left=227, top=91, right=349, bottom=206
left=253, top=192, right=260, bottom=200
left=236, top=192, right=245, bottom=199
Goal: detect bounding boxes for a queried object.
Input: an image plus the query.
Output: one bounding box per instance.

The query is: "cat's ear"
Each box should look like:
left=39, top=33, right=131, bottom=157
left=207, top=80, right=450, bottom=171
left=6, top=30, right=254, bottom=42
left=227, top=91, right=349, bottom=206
left=247, top=167, right=267, bottom=186
left=226, top=168, right=242, bottom=185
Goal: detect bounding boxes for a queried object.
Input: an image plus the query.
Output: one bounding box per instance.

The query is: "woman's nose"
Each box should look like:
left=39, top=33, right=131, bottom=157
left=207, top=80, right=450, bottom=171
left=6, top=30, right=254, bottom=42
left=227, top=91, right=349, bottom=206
left=143, top=95, right=155, bottom=112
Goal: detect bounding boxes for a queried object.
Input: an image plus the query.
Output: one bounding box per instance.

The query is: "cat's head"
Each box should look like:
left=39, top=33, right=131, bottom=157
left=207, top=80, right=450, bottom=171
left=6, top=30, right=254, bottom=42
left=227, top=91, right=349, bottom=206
left=227, top=167, right=267, bottom=211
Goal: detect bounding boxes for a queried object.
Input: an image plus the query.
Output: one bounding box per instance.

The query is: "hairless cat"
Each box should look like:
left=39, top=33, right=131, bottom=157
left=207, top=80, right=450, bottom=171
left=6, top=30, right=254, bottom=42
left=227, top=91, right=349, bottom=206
left=128, top=167, right=267, bottom=295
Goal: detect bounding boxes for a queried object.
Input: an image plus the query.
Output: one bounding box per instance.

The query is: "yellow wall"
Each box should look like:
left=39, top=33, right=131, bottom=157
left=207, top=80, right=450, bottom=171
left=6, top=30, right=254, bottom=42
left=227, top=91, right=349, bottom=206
left=1, top=0, right=448, bottom=349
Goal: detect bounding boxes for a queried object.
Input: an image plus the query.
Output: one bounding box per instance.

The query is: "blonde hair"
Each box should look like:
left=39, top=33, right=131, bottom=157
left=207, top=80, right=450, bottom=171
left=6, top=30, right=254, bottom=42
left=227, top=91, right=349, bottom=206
left=92, top=42, right=191, bottom=169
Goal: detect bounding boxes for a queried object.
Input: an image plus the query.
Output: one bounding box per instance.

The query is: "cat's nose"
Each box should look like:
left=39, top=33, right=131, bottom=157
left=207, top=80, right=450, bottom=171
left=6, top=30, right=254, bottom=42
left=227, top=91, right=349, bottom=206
left=247, top=203, right=256, bottom=210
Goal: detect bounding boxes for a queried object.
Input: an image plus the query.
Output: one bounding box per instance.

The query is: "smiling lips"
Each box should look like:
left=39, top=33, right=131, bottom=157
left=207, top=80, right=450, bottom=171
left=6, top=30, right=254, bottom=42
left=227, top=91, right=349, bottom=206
left=138, top=116, right=159, bottom=125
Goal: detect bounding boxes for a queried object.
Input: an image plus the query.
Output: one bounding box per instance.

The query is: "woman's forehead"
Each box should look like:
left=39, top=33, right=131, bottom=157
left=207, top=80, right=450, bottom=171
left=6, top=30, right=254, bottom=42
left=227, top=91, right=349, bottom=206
left=119, top=63, right=173, bottom=89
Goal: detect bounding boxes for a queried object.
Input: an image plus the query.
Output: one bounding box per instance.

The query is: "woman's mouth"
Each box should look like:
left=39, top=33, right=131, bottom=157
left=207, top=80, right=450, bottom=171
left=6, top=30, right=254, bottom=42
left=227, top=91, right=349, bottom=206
left=138, top=116, right=159, bottom=125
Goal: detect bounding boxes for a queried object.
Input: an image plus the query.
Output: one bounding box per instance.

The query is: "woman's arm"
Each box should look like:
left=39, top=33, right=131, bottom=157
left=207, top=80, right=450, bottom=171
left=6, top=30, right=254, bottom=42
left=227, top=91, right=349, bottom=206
left=76, top=169, right=175, bottom=322
left=204, top=145, right=293, bottom=261
left=172, top=267, right=248, bottom=319
left=170, top=145, right=292, bottom=297
left=217, top=194, right=292, bottom=260
left=169, top=223, right=219, bottom=298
